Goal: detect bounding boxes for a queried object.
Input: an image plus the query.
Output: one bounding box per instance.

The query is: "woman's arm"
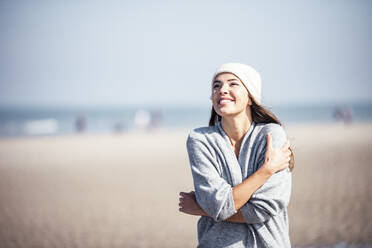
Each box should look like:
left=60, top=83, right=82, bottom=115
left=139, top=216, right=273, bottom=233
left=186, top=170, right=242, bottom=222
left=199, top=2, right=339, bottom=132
left=179, top=133, right=291, bottom=222
left=238, top=124, right=292, bottom=224
left=179, top=190, right=246, bottom=223
left=232, top=133, right=290, bottom=210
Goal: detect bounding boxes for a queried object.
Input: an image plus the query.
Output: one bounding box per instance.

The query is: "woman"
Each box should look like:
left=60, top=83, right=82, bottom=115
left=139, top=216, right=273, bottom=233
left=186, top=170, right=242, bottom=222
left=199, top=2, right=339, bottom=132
left=179, top=63, right=294, bottom=248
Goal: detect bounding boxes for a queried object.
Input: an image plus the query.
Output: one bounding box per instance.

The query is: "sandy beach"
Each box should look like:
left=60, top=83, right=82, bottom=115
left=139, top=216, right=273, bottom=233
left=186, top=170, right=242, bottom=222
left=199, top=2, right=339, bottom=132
left=0, top=123, right=371, bottom=247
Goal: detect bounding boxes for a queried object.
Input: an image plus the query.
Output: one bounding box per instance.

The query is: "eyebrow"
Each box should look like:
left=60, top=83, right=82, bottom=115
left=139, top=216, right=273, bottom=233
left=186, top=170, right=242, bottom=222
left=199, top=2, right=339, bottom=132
left=213, top=78, right=239, bottom=84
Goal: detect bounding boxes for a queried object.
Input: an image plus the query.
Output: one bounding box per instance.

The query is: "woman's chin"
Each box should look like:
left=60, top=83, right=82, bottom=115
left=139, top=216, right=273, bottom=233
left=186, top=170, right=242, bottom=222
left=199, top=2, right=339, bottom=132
left=216, top=110, right=239, bottom=118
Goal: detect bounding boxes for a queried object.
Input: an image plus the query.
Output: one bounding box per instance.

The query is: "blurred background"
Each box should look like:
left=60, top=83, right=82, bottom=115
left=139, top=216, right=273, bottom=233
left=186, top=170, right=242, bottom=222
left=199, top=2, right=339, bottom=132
left=0, top=0, right=371, bottom=247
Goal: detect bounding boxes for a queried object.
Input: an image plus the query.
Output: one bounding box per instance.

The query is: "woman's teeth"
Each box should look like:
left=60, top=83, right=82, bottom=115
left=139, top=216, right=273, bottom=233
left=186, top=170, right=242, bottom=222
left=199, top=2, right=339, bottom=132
left=220, top=99, right=233, bottom=104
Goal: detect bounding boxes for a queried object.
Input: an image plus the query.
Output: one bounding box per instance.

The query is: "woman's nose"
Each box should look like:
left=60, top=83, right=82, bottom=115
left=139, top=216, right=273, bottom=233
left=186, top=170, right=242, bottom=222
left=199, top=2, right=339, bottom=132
left=219, top=84, right=229, bottom=94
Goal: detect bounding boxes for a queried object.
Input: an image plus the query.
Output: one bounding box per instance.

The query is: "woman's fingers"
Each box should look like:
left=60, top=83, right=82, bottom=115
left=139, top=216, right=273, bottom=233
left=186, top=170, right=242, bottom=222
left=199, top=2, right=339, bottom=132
left=180, top=192, right=193, bottom=200
left=179, top=192, right=195, bottom=206
left=179, top=192, right=197, bottom=213
left=281, top=152, right=291, bottom=164
left=278, top=159, right=289, bottom=169
left=180, top=191, right=194, bottom=196
left=282, top=162, right=289, bottom=170
left=285, top=150, right=292, bottom=157
left=281, top=140, right=290, bottom=152
left=287, top=155, right=291, bottom=162
left=262, top=135, right=292, bottom=174
left=179, top=197, right=186, bottom=209
left=180, top=193, right=193, bottom=200
left=275, top=151, right=291, bottom=170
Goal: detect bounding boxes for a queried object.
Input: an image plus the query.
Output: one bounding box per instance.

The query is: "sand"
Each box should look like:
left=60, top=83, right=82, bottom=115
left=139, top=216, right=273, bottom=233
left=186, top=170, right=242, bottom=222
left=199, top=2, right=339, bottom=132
left=0, top=123, right=371, bottom=247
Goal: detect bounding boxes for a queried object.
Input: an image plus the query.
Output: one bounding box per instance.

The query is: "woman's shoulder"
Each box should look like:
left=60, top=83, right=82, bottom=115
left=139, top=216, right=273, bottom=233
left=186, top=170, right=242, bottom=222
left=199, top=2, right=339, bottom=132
left=187, top=125, right=220, bottom=144
left=188, top=125, right=220, bottom=139
left=255, top=122, right=286, bottom=134
left=254, top=123, right=287, bottom=147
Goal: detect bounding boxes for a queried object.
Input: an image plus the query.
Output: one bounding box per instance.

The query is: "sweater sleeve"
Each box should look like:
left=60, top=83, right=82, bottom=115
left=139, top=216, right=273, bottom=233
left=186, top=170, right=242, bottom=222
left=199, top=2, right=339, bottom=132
left=240, top=124, right=292, bottom=224
left=186, top=133, right=237, bottom=222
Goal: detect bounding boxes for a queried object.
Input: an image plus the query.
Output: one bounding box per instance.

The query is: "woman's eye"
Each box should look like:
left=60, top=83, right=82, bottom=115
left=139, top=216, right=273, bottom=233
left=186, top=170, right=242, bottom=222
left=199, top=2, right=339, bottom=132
left=231, top=82, right=239, bottom=86
left=213, top=84, right=220, bottom=89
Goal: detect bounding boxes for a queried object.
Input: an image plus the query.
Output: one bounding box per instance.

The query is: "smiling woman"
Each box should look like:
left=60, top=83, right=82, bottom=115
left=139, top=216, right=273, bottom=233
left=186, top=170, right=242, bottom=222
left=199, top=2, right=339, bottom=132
left=212, top=74, right=251, bottom=119
left=179, top=63, right=294, bottom=248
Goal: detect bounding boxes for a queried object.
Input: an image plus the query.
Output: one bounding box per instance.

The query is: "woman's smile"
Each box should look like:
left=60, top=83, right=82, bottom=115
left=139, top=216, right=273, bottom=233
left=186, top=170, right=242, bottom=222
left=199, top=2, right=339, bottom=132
left=218, top=97, right=234, bottom=105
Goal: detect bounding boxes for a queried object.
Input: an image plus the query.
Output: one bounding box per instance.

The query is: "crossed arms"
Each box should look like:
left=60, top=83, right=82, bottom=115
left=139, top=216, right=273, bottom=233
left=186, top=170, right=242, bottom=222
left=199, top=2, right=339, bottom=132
left=179, top=126, right=292, bottom=224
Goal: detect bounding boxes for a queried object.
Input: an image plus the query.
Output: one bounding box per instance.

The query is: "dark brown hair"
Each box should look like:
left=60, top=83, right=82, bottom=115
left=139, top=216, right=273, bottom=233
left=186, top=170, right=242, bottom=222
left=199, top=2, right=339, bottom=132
left=209, top=97, right=295, bottom=171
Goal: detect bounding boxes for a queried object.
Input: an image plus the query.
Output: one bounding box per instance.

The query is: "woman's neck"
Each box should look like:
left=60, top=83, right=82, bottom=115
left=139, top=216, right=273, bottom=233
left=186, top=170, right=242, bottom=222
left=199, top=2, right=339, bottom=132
left=221, top=113, right=252, bottom=145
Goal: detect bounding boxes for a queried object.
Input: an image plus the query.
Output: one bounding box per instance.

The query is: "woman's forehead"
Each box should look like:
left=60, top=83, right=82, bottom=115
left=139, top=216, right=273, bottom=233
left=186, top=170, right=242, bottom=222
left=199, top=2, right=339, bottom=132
left=213, top=72, right=241, bottom=82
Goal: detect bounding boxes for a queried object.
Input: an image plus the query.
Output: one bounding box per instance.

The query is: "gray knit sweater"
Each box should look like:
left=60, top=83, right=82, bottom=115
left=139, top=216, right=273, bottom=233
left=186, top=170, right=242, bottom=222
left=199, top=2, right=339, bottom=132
left=186, top=122, right=292, bottom=248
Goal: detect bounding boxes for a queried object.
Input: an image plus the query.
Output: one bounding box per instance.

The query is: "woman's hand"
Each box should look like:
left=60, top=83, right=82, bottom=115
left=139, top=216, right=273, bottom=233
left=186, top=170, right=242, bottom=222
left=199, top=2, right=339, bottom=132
left=179, top=191, right=206, bottom=216
left=261, top=134, right=291, bottom=176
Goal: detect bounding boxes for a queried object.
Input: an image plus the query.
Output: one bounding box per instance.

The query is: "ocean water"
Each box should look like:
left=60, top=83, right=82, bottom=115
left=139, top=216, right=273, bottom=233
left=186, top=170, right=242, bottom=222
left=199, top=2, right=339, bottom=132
left=0, top=102, right=371, bottom=137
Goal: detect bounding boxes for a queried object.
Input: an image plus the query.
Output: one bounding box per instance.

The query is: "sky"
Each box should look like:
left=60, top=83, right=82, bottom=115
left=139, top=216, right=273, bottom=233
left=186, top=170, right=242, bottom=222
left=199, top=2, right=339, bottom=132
left=0, top=0, right=371, bottom=108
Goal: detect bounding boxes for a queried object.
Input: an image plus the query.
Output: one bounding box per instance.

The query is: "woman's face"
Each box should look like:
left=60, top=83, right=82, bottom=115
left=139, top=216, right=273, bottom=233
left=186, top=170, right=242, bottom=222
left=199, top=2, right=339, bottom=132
left=212, top=73, right=251, bottom=118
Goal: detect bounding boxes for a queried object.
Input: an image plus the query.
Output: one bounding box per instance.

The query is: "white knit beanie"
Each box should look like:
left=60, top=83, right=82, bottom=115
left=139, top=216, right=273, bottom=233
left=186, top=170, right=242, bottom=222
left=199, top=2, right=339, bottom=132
left=213, top=63, right=262, bottom=104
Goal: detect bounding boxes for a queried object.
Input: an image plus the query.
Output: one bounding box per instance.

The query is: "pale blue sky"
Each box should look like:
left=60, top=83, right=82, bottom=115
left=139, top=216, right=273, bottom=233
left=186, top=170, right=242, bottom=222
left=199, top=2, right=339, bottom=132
left=1, top=0, right=371, bottom=108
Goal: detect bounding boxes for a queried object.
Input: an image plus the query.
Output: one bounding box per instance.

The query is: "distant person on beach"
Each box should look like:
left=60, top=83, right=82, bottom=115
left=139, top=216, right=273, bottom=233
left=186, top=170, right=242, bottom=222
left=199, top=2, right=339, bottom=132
left=112, top=121, right=127, bottom=133
left=75, top=115, right=87, bottom=133
left=134, top=109, right=151, bottom=130
left=178, top=63, right=294, bottom=247
left=333, top=106, right=353, bottom=124
left=149, top=109, right=163, bottom=130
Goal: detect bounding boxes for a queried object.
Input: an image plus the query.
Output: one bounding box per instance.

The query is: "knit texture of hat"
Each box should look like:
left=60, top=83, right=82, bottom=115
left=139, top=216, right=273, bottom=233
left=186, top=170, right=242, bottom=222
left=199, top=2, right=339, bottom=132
left=213, top=63, right=262, bottom=104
